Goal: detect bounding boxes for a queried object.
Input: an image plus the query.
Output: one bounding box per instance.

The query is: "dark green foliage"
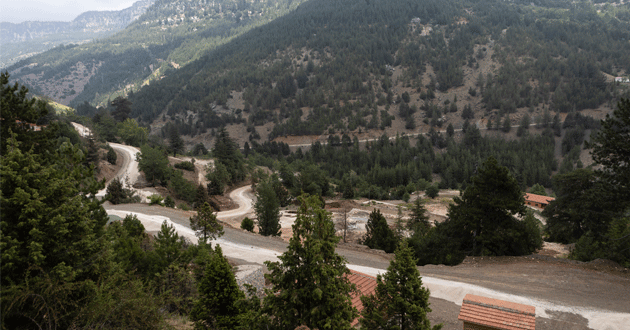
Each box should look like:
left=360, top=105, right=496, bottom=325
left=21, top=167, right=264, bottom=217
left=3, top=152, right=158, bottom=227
left=148, top=194, right=164, bottom=205
left=175, top=160, right=196, bottom=171
left=169, top=170, right=197, bottom=204
left=164, top=195, right=175, bottom=208
left=137, top=144, right=171, bottom=186
left=529, top=183, right=546, bottom=196
left=190, top=202, right=224, bottom=244
left=543, top=169, right=618, bottom=243
left=153, top=220, right=188, bottom=270
left=169, top=125, right=185, bottom=156
left=213, top=127, right=246, bottom=184
left=206, top=162, right=230, bottom=195
left=571, top=216, right=630, bottom=268
left=241, top=217, right=255, bottom=232
left=425, top=185, right=439, bottom=199
left=106, top=145, right=117, bottom=164
left=106, top=177, right=126, bottom=204
left=191, top=143, right=209, bottom=156
left=254, top=179, right=281, bottom=237
left=191, top=245, right=245, bottom=330
left=412, top=157, right=541, bottom=265
left=1, top=134, right=108, bottom=287
left=195, top=183, right=209, bottom=209
left=360, top=241, right=442, bottom=330
left=363, top=209, right=398, bottom=253
left=111, top=96, right=131, bottom=122
left=408, top=199, right=430, bottom=237
left=263, top=195, right=358, bottom=329
left=588, top=98, right=630, bottom=204
left=1, top=72, right=53, bottom=156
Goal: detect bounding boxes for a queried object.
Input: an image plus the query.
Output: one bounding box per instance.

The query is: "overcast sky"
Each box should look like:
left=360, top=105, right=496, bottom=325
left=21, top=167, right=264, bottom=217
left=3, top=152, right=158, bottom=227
left=1, top=0, right=137, bottom=24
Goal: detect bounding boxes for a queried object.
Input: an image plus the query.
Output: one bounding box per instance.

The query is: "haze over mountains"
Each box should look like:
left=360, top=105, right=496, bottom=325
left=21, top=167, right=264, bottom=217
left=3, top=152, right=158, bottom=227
left=0, top=0, right=155, bottom=68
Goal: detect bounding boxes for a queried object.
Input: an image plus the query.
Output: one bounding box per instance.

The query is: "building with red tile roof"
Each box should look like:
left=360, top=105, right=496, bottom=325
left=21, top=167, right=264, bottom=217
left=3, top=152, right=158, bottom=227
left=524, top=193, right=554, bottom=210
left=347, top=270, right=378, bottom=327
left=458, top=294, right=535, bottom=330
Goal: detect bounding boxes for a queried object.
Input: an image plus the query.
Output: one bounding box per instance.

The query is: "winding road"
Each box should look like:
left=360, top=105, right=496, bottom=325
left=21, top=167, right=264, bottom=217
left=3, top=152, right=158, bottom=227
left=72, top=123, right=629, bottom=330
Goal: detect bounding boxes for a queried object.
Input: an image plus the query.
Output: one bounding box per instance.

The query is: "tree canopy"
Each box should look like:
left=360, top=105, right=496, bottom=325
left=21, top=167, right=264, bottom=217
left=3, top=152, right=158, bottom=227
left=360, top=240, right=442, bottom=330
left=263, top=195, right=357, bottom=329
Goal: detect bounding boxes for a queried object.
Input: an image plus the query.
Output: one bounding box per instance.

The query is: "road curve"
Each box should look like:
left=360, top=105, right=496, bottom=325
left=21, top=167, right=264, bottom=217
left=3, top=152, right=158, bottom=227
left=217, top=185, right=255, bottom=220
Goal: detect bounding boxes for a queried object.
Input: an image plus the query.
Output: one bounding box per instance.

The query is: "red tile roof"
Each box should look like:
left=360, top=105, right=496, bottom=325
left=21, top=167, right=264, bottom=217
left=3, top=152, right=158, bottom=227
left=347, top=270, right=378, bottom=326
left=458, top=294, right=536, bottom=330
left=524, top=193, right=555, bottom=205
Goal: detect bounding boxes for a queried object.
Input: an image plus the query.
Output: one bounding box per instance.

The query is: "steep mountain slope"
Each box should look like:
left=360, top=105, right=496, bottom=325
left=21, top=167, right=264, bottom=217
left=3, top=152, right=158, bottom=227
left=0, top=0, right=154, bottom=68
left=126, top=0, right=630, bottom=143
left=5, top=0, right=308, bottom=106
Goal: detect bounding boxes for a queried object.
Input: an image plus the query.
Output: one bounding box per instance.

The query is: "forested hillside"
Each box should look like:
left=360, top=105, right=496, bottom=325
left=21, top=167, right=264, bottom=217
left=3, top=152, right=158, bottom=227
left=121, top=0, right=630, bottom=140
left=5, top=0, right=308, bottom=106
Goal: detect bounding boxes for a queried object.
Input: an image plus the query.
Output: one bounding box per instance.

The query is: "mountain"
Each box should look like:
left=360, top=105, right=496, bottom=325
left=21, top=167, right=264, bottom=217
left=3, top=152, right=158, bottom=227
left=6, top=0, right=630, bottom=147
left=0, top=0, right=155, bottom=68
left=4, top=0, right=308, bottom=106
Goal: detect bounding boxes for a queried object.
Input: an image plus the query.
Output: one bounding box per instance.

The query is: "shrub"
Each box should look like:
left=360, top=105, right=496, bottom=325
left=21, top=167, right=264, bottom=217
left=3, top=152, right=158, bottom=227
left=178, top=203, right=191, bottom=211
left=174, top=161, right=195, bottom=171
left=107, top=146, right=117, bottom=164
left=164, top=196, right=175, bottom=208
left=149, top=194, right=164, bottom=205
left=241, top=217, right=255, bottom=232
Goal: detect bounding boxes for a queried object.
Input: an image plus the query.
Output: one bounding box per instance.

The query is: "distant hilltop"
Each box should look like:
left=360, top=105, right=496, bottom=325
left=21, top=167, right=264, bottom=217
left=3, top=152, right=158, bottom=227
left=0, top=0, right=154, bottom=68
left=0, top=0, right=154, bottom=43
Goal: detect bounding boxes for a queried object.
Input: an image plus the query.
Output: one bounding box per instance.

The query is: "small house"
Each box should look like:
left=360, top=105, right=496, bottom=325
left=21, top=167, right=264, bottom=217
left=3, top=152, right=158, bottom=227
left=458, top=294, right=536, bottom=330
left=524, top=193, right=554, bottom=210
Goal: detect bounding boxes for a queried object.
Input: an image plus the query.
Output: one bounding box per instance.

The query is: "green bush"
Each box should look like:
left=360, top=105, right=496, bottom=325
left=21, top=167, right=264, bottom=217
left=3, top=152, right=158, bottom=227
left=148, top=194, right=164, bottom=206
left=174, top=161, right=195, bottom=171
left=241, top=217, right=255, bottom=232
left=164, top=196, right=175, bottom=208
left=106, top=146, right=117, bottom=164
left=178, top=203, right=191, bottom=211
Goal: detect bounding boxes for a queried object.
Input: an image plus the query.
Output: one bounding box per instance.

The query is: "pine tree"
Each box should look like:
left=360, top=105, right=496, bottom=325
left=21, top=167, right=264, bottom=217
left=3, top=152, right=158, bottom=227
left=587, top=98, right=630, bottom=204
left=447, top=157, right=534, bottom=256
left=169, top=126, right=184, bottom=156
left=191, top=245, right=245, bottom=329
left=360, top=240, right=442, bottom=330
left=190, top=202, right=224, bottom=244
left=408, top=198, right=430, bottom=237
left=111, top=96, right=132, bottom=122
left=362, top=209, right=397, bottom=253
left=263, top=195, right=357, bottom=329
left=254, top=180, right=281, bottom=236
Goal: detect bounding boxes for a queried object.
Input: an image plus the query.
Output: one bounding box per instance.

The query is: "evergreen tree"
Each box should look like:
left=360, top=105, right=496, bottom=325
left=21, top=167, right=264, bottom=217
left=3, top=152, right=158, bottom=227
left=1, top=72, right=53, bottom=155
left=408, top=198, right=430, bottom=237
left=446, top=157, right=535, bottom=256
left=263, top=195, right=357, bottom=329
left=111, top=96, right=132, bottom=122
left=254, top=180, right=281, bottom=236
left=191, top=245, right=245, bottom=330
left=206, top=162, right=230, bottom=195
left=137, top=144, right=171, bottom=186
left=360, top=240, right=442, bottom=330
left=154, top=220, right=187, bottom=269
left=587, top=98, right=630, bottom=204
left=425, top=185, right=439, bottom=199
left=213, top=127, right=246, bottom=184
left=362, top=209, right=397, bottom=253
left=529, top=183, right=546, bottom=196
left=169, top=126, right=185, bottom=156
left=190, top=202, right=224, bottom=244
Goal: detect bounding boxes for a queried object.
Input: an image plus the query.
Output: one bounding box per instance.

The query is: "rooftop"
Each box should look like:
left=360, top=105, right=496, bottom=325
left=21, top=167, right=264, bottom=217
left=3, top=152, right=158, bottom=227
left=458, top=294, right=536, bottom=330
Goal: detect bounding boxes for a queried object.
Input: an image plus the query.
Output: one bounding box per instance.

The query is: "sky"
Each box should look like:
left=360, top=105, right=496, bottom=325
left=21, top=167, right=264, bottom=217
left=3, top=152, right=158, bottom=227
left=1, top=0, right=137, bottom=24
